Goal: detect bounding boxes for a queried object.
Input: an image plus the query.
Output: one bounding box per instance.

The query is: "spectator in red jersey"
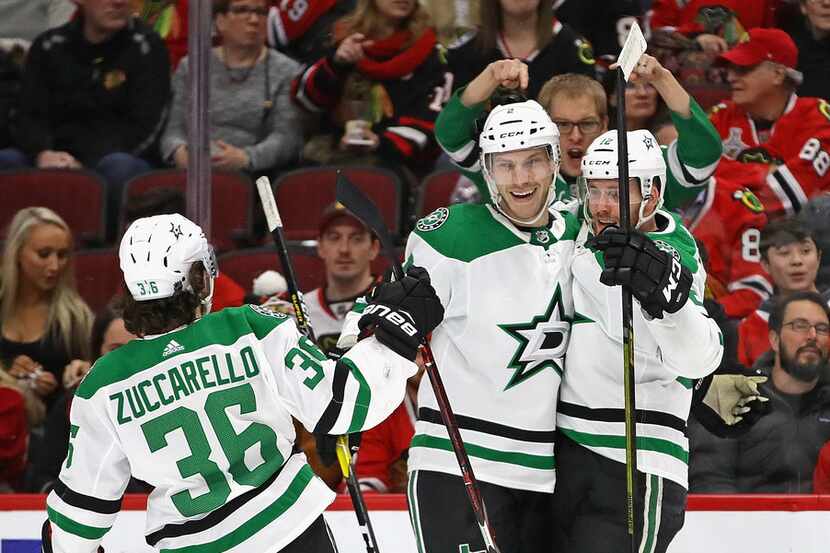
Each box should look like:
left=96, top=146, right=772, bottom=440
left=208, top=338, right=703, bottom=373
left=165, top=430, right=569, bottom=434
left=267, top=0, right=356, bottom=64
left=737, top=219, right=824, bottom=368
left=0, top=367, right=46, bottom=492
left=651, top=0, right=779, bottom=54
left=709, top=28, right=830, bottom=219
left=292, top=0, right=448, bottom=176
left=781, top=0, right=830, bottom=102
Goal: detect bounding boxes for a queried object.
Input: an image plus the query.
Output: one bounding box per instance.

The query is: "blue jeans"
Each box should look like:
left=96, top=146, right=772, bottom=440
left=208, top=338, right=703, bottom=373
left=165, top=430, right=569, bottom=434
left=0, top=148, right=152, bottom=240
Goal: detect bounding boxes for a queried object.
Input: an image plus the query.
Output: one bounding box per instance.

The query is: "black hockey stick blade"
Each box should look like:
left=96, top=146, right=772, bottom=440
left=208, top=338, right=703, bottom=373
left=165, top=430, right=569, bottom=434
left=336, top=171, right=403, bottom=280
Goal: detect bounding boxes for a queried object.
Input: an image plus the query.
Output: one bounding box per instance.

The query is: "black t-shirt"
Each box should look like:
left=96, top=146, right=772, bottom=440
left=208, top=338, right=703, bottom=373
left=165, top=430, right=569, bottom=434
left=555, top=0, right=645, bottom=60
left=0, top=332, right=71, bottom=409
left=447, top=20, right=596, bottom=100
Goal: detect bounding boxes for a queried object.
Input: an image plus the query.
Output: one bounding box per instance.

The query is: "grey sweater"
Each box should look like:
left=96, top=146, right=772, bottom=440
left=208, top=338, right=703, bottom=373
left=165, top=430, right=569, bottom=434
left=160, top=47, right=303, bottom=171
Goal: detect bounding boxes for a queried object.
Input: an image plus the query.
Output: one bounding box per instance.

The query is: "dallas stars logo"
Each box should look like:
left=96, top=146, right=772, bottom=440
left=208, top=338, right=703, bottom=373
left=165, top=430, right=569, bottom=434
left=498, top=286, right=569, bottom=391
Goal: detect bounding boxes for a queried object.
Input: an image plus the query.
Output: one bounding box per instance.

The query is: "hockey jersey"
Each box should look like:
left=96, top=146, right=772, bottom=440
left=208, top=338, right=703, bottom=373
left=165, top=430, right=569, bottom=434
left=404, top=203, right=579, bottom=493
left=46, top=305, right=415, bottom=553
left=709, top=95, right=830, bottom=217
left=650, top=0, right=778, bottom=37
left=683, top=174, right=772, bottom=319
left=305, top=285, right=373, bottom=357
left=436, top=87, right=720, bottom=211
left=558, top=211, right=723, bottom=489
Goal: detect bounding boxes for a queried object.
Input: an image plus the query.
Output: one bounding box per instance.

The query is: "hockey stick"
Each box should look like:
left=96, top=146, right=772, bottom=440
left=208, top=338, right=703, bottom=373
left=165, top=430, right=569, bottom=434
left=615, top=67, right=639, bottom=553
left=615, top=22, right=647, bottom=553
left=255, top=177, right=381, bottom=553
left=336, top=171, right=502, bottom=553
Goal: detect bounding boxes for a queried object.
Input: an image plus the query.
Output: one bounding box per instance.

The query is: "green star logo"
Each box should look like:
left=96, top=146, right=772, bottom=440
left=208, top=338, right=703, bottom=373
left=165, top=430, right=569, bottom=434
left=498, top=286, right=569, bottom=391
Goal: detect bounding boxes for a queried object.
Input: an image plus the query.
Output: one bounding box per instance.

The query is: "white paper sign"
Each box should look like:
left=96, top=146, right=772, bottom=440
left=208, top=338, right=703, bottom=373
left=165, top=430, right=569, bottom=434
left=617, top=20, right=648, bottom=81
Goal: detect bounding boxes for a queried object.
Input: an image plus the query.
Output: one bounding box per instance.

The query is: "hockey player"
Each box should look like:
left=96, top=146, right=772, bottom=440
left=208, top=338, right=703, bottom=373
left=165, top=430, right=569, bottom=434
left=438, top=55, right=721, bottom=210
left=553, top=130, right=724, bottom=552
left=403, top=99, right=579, bottom=552
left=41, top=213, right=443, bottom=553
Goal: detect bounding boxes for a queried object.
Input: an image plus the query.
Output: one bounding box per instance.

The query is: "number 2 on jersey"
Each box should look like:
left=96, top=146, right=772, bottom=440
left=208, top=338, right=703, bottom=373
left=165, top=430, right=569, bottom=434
left=141, top=383, right=282, bottom=517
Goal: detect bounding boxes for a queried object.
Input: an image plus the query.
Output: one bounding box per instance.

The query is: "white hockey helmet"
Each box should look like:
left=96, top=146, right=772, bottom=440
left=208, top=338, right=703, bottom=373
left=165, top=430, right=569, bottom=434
left=479, top=100, right=561, bottom=224
left=577, top=129, right=666, bottom=229
left=119, top=214, right=218, bottom=308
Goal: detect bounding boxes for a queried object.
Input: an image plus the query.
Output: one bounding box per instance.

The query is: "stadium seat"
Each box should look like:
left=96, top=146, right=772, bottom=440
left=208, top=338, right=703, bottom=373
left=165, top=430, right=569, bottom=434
left=121, top=170, right=253, bottom=251
left=219, top=246, right=394, bottom=295
left=416, top=169, right=461, bottom=218
left=0, top=169, right=106, bottom=246
left=272, top=167, right=402, bottom=242
left=73, top=249, right=123, bottom=313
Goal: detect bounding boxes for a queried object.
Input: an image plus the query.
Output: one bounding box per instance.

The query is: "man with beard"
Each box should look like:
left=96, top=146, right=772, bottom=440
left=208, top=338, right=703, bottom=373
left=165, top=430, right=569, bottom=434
left=690, top=291, right=830, bottom=493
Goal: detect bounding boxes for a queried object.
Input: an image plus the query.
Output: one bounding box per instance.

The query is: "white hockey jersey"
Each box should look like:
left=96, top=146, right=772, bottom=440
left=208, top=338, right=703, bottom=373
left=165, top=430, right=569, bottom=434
left=558, top=211, right=723, bottom=489
left=405, top=203, right=579, bottom=493
left=46, top=305, right=416, bottom=553
left=305, top=286, right=371, bottom=356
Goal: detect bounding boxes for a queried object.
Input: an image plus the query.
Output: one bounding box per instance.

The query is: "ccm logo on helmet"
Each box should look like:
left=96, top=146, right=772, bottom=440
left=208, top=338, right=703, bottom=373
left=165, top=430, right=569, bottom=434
left=364, top=304, right=418, bottom=337
left=585, top=160, right=612, bottom=166
left=499, top=131, right=525, bottom=138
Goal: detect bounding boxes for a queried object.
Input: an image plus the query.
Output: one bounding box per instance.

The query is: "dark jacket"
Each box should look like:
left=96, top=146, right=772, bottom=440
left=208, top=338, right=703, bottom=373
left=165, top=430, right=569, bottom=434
left=446, top=20, right=596, bottom=100
left=12, top=16, right=170, bottom=166
left=783, top=13, right=830, bottom=102
left=689, top=360, right=830, bottom=493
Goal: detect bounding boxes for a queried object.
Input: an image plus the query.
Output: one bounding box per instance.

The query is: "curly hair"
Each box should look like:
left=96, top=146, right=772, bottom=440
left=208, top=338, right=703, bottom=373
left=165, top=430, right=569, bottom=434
left=120, top=264, right=206, bottom=337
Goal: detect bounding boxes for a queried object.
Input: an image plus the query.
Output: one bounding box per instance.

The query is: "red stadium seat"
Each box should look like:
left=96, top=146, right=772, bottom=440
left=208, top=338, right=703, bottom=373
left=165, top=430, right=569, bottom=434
left=0, top=169, right=106, bottom=245
left=73, top=249, right=123, bottom=313
left=417, top=169, right=461, bottom=218
left=219, top=246, right=326, bottom=294
left=272, top=167, right=402, bottom=242
left=121, top=170, right=253, bottom=251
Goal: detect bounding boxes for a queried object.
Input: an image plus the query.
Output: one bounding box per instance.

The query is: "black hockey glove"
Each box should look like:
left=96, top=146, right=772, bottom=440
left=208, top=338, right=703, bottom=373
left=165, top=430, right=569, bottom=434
left=590, top=226, right=693, bottom=319
left=358, top=266, right=444, bottom=361
left=691, top=373, right=770, bottom=438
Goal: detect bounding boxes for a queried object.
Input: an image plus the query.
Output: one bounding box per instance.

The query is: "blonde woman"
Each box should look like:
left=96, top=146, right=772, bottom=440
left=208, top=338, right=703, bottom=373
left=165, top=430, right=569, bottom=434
left=0, top=207, right=92, bottom=409
left=292, top=0, right=449, bottom=172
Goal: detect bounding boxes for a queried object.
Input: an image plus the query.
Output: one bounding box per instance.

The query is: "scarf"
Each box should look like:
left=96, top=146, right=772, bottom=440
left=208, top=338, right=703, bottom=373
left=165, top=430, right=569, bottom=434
left=356, top=27, right=436, bottom=81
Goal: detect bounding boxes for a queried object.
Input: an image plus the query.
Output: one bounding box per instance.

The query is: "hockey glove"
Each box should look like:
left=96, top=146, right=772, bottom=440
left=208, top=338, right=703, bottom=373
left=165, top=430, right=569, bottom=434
left=358, top=266, right=444, bottom=361
left=691, top=373, right=770, bottom=438
left=591, top=226, right=693, bottom=319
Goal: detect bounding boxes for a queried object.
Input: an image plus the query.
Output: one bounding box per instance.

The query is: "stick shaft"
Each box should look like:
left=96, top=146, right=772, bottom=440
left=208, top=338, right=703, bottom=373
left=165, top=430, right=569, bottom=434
left=616, top=69, right=639, bottom=553
left=256, top=177, right=380, bottom=553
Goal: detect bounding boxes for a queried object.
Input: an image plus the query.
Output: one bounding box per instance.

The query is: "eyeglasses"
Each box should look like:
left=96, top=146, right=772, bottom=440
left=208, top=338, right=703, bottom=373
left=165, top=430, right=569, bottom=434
left=553, top=119, right=602, bottom=135
left=227, top=4, right=268, bottom=17
left=782, top=318, right=830, bottom=336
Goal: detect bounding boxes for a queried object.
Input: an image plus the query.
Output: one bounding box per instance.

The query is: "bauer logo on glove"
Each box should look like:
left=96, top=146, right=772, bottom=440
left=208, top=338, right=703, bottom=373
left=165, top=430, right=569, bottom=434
left=591, top=226, right=693, bottom=319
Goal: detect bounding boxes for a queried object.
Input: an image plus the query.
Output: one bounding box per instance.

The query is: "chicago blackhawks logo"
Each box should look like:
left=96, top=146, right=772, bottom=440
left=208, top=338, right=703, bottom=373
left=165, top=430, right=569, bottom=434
left=498, top=286, right=569, bottom=390
left=416, top=207, right=450, bottom=232
left=733, top=188, right=764, bottom=213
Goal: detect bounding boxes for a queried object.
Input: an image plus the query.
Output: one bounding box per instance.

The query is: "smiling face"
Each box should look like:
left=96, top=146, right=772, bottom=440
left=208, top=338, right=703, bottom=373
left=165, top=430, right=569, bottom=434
left=725, top=62, right=785, bottom=109
left=18, top=223, right=71, bottom=294
left=762, top=238, right=821, bottom=294
left=584, top=178, right=652, bottom=235
left=548, top=93, right=607, bottom=178
left=489, top=147, right=556, bottom=225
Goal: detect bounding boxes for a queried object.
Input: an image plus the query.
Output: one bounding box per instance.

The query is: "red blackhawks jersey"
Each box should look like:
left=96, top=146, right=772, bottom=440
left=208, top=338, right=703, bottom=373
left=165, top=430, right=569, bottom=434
left=709, top=95, right=830, bottom=217
left=650, top=0, right=778, bottom=36
left=683, top=174, right=772, bottom=319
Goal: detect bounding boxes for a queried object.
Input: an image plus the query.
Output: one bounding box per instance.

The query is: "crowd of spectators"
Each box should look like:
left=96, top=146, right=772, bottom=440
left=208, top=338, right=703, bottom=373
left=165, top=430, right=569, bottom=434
left=2, top=0, right=830, bottom=499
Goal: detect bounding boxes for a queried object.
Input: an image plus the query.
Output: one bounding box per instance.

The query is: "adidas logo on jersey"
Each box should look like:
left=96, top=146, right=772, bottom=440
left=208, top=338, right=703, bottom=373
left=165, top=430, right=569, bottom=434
left=162, top=339, right=185, bottom=357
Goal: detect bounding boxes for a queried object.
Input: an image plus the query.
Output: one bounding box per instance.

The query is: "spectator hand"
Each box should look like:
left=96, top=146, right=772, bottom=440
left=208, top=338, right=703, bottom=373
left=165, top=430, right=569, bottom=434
left=33, top=370, right=58, bottom=397
left=334, top=33, right=373, bottom=65
left=173, top=145, right=189, bottom=168
left=63, top=359, right=92, bottom=389
left=36, top=150, right=82, bottom=169
left=211, top=140, right=250, bottom=170
left=694, top=34, right=729, bottom=54
left=8, top=355, right=42, bottom=379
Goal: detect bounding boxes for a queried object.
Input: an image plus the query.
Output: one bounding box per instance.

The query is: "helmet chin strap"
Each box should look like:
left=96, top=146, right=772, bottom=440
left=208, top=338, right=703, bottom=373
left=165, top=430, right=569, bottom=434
left=198, top=275, right=215, bottom=317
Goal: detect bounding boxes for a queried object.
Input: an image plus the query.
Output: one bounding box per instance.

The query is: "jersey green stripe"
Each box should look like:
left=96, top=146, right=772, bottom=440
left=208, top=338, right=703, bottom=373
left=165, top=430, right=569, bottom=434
left=78, top=306, right=291, bottom=399
left=411, top=434, right=556, bottom=470
left=47, top=506, right=110, bottom=540
left=642, top=474, right=659, bottom=553
left=160, top=464, right=315, bottom=553
left=341, top=358, right=371, bottom=433
left=559, top=428, right=689, bottom=464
